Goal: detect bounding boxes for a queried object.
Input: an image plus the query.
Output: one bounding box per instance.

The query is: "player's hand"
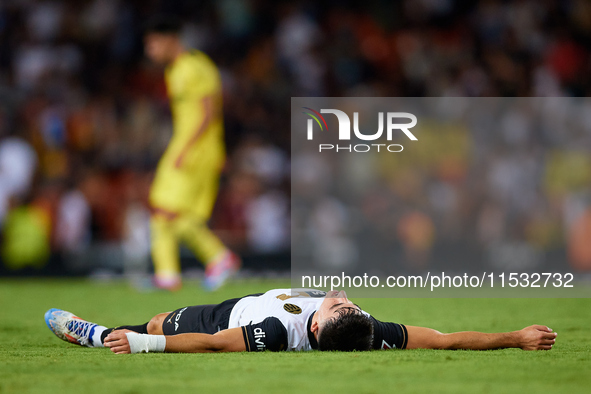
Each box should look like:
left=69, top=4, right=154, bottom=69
left=517, top=325, right=557, bottom=350
left=104, top=329, right=134, bottom=354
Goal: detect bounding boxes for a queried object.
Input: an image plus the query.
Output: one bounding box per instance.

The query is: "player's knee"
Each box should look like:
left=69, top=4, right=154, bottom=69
left=147, top=313, right=169, bottom=335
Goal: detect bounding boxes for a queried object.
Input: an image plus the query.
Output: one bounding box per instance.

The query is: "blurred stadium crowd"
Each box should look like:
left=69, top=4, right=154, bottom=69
left=292, top=97, right=591, bottom=276
left=0, top=0, right=590, bottom=275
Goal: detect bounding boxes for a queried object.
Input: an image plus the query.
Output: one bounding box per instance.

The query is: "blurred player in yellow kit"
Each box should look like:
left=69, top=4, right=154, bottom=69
left=143, top=16, right=240, bottom=291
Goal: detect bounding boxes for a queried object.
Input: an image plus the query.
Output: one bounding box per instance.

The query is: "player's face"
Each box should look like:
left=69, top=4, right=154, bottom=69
left=144, top=33, right=177, bottom=65
left=315, top=290, right=359, bottom=324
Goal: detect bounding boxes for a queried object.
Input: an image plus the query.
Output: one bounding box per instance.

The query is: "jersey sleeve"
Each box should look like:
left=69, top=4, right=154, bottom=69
left=241, top=317, right=288, bottom=352
left=370, top=317, right=408, bottom=350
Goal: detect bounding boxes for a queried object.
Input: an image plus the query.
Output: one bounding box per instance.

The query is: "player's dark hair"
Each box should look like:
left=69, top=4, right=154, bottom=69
left=318, top=308, right=374, bottom=352
left=144, top=15, right=182, bottom=35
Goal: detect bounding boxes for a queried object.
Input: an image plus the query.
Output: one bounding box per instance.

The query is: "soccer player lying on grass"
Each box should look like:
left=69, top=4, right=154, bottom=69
left=45, top=289, right=557, bottom=354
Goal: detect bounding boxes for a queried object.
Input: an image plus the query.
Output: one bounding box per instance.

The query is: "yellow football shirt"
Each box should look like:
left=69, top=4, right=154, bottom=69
left=150, top=50, right=225, bottom=217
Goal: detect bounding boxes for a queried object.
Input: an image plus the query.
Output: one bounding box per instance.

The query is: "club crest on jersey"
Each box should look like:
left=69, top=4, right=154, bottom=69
left=283, top=303, right=302, bottom=315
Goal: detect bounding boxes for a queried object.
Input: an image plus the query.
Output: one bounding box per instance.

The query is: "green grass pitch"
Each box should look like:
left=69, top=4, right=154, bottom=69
left=1, top=278, right=590, bottom=394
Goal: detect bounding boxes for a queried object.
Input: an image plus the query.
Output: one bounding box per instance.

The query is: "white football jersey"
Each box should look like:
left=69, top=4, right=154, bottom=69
left=228, top=288, right=328, bottom=351
left=227, top=288, right=408, bottom=352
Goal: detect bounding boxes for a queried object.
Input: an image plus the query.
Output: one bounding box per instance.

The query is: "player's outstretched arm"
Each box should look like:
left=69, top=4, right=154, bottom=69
left=164, top=328, right=246, bottom=353
left=405, top=324, right=557, bottom=351
left=104, top=328, right=246, bottom=354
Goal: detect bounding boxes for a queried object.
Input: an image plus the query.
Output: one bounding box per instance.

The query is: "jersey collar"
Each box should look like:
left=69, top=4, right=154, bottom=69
left=307, top=311, right=318, bottom=350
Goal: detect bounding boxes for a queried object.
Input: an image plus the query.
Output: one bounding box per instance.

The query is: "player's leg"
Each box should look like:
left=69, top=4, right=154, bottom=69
left=150, top=211, right=182, bottom=290
left=178, top=214, right=240, bottom=290
left=146, top=312, right=169, bottom=334
left=159, top=299, right=241, bottom=335
left=177, top=213, right=226, bottom=261
left=179, top=171, right=240, bottom=291
left=45, top=308, right=174, bottom=347
left=46, top=297, right=243, bottom=348
left=45, top=308, right=152, bottom=348
left=149, top=159, right=189, bottom=291
left=99, top=322, right=151, bottom=343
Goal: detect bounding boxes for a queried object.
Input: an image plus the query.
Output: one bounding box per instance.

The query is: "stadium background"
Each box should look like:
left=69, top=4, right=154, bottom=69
left=1, top=0, right=591, bottom=280
left=1, top=2, right=591, bottom=393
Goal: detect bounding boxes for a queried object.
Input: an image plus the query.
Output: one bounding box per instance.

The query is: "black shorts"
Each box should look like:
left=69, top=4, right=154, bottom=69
left=161, top=294, right=262, bottom=335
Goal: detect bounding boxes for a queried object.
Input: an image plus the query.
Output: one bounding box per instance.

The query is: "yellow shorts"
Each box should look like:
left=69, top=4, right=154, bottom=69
left=149, top=160, right=222, bottom=220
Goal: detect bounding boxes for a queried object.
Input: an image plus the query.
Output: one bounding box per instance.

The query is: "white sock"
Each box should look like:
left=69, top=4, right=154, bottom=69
left=90, top=325, right=107, bottom=348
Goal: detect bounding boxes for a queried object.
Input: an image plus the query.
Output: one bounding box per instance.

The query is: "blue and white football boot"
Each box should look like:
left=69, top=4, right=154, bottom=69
left=44, top=308, right=100, bottom=347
